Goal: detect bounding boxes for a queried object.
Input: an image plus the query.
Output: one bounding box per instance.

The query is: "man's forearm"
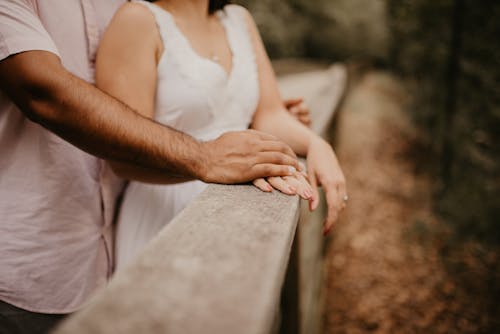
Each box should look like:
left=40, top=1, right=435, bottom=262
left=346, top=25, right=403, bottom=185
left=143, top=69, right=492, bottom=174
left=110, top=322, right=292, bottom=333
left=1, top=51, right=301, bottom=184
left=0, top=51, right=206, bottom=179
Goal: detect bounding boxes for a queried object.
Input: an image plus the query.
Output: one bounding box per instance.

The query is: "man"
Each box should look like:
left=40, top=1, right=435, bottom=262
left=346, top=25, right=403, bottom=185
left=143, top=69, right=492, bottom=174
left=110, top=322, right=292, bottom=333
left=0, top=1, right=303, bottom=333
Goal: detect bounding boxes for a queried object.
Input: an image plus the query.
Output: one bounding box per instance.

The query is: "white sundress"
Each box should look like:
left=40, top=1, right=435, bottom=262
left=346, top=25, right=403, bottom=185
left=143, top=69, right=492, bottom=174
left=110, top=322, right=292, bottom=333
left=114, top=2, right=259, bottom=269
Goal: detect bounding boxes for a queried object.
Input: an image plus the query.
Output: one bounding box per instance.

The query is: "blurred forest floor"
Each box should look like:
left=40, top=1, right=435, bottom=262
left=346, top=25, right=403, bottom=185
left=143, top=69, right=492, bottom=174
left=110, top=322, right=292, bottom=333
left=322, top=67, right=499, bottom=333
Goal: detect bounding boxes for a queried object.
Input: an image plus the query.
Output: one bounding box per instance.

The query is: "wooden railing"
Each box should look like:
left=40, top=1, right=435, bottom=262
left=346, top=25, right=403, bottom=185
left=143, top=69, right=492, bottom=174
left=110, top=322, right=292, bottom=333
left=53, top=62, right=347, bottom=334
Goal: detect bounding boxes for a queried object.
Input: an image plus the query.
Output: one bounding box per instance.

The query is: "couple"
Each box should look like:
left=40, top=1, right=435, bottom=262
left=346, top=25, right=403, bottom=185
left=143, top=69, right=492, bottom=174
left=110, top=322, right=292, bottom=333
left=0, top=0, right=345, bottom=333
left=101, top=0, right=346, bottom=268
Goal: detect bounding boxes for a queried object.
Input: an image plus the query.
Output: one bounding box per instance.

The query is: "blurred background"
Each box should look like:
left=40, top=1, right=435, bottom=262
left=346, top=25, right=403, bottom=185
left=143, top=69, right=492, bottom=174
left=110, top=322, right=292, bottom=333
left=238, top=0, right=499, bottom=333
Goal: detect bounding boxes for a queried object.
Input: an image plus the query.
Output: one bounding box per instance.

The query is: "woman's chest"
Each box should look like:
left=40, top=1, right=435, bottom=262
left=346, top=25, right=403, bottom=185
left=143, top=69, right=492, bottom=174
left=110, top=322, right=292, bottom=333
left=153, top=57, right=259, bottom=138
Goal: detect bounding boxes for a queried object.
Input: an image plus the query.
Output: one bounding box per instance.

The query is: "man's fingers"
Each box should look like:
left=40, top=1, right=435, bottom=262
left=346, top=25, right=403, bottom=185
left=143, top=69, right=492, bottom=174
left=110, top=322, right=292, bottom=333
left=251, top=164, right=297, bottom=180
left=253, top=178, right=272, bottom=192
left=260, top=140, right=298, bottom=159
left=256, top=152, right=300, bottom=172
left=243, top=129, right=298, bottom=161
left=267, top=176, right=296, bottom=195
left=247, top=129, right=278, bottom=141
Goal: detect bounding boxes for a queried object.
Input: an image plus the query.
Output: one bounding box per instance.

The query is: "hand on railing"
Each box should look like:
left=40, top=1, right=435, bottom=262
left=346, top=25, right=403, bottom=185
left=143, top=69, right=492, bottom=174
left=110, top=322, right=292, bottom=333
left=200, top=130, right=300, bottom=184
left=306, top=136, right=347, bottom=235
left=252, top=168, right=315, bottom=202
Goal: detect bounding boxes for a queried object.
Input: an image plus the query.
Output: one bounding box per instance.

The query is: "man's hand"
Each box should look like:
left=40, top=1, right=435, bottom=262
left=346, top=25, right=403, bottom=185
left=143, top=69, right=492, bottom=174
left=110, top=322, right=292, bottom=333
left=200, top=130, right=300, bottom=184
left=306, top=137, right=347, bottom=235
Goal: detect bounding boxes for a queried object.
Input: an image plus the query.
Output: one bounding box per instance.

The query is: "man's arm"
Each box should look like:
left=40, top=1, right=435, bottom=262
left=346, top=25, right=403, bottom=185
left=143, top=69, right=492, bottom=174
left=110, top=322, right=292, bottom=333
left=0, top=51, right=299, bottom=183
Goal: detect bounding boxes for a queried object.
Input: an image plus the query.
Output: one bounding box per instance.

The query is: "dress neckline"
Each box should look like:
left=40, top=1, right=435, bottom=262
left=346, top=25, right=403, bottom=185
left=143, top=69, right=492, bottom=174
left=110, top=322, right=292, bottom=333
left=148, top=2, right=235, bottom=80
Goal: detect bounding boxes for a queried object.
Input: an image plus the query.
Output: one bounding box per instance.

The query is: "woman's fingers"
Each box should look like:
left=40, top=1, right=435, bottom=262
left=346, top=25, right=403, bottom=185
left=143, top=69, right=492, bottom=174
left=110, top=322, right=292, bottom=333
left=322, top=176, right=347, bottom=235
left=284, top=97, right=304, bottom=109
left=285, top=172, right=313, bottom=200
left=288, top=102, right=311, bottom=127
left=255, top=152, right=299, bottom=172
left=253, top=178, right=273, bottom=192
left=298, top=114, right=311, bottom=126
left=322, top=184, right=342, bottom=235
left=308, top=170, right=320, bottom=211
left=284, top=97, right=311, bottom=126
left=338, top=179, right=348, bottom=210
left=256, top=172, right=314, bottom=200
left=281, top=176, right=307, bottom=200
left=267, top=176, right=296, bottom=195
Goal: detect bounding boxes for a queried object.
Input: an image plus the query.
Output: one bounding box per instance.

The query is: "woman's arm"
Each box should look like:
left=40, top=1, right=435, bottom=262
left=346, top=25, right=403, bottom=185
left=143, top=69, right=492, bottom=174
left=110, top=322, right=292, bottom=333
left=96, top=3, right=303, bottom=184
left=243, top=9, right=347, bottom=234
left=95, top=3, right=188, bottom=184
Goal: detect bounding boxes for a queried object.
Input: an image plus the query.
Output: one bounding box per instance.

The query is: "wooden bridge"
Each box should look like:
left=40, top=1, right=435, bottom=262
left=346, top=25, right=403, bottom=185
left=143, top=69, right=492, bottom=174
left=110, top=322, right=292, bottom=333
left=53, top=61, right=347, bottom=334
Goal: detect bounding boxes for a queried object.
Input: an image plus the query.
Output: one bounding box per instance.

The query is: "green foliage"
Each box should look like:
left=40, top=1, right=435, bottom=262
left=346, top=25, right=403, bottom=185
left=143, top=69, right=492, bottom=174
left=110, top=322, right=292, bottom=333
left=388, top=0, right=500, bottom=244
left=236, top=0, right=389, bottom=60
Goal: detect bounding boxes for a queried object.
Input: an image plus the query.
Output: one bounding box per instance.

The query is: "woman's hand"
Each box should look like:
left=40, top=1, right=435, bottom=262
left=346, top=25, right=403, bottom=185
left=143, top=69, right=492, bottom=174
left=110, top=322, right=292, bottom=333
left=284, top=97, right=311, bottom=127
left=252, top=170, right=315, bottom=202
left=307, top=136, right=347, bottom=235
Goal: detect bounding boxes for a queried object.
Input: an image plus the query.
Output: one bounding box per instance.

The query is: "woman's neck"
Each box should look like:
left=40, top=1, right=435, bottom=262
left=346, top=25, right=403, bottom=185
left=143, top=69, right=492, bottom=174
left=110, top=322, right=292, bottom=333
left=155, top=0, right=210, bottom=21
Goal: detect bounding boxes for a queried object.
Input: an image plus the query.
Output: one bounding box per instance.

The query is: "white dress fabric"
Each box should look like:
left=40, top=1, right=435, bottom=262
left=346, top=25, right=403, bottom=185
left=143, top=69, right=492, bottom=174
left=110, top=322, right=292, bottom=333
left=115, top=2, right=259, bottom=269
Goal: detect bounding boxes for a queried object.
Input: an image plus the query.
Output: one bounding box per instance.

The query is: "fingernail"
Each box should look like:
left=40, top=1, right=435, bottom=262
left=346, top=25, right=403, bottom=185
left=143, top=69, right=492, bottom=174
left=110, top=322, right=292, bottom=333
left=266, top=185, right=273, bottom=192
left=288, top=186, right=296, bottom=193
left=288, top=166, right=296, bottom=175
left=298, top=162, right=306, bottom=171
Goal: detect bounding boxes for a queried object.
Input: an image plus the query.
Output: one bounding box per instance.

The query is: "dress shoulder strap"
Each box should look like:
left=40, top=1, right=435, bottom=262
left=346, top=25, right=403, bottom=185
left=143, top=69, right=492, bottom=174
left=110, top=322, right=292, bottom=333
left=218, top=5, right=257, bottom=76
left=130, top=0, right=178, bottom=50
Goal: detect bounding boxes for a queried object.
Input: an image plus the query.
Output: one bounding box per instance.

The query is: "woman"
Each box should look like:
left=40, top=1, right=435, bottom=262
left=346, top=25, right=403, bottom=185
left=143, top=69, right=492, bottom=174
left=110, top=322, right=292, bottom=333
left=96, top=0, right=346, bottom=269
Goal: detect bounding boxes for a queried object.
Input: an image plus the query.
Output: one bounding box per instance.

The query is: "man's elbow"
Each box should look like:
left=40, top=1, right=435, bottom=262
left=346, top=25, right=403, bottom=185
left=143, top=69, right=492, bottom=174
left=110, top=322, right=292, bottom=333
left=22, top=84, right=64, bottom=125
left=0, top=51, right=69, bottom=125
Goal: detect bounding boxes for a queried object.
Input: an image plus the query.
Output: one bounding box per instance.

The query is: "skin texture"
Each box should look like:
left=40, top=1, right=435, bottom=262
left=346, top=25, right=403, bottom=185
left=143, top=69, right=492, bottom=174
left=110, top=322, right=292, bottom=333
left=96, top=0, right=346, bottom=233
left=284, top=97, right=311, bottom=127
left=0, top=51, right=301, bottom=184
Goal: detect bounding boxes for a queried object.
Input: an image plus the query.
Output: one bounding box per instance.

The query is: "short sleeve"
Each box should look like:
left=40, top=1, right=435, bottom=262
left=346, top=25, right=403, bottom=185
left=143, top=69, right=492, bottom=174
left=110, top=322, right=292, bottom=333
left=0, top=0, right=59, bottom=61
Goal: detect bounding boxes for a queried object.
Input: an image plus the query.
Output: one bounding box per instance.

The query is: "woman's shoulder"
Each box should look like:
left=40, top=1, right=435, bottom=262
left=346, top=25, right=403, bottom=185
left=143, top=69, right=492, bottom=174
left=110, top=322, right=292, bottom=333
left=223, top=4, right=259, bottom=37
left=110, top=1, right=158, bottom=30
left=223, top=4, right=256, bottom=30
left=98, top=1, right=161, bottom=62
left=223, top=4, right=252, bottom=19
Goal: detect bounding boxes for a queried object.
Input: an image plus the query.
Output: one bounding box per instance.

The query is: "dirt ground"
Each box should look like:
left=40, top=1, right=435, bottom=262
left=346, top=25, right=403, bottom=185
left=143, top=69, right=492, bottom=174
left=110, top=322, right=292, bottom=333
left=322, top=70, right=499, bottom=333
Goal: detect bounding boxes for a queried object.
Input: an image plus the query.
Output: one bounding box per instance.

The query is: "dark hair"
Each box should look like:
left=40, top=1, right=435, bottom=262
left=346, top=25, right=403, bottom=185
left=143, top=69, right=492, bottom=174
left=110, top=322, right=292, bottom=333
left=144, top=1, right=230, bottom=14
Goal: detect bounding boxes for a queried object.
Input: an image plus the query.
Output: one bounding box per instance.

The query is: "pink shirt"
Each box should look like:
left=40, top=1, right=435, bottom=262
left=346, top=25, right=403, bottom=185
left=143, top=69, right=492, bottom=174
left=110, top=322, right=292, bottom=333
left=0, top=0, right=125, bottom=313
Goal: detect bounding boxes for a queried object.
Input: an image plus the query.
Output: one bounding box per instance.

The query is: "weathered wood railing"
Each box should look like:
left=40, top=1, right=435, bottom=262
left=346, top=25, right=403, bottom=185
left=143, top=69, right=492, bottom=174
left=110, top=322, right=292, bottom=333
left=53, top=62, right=346, bottom=334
